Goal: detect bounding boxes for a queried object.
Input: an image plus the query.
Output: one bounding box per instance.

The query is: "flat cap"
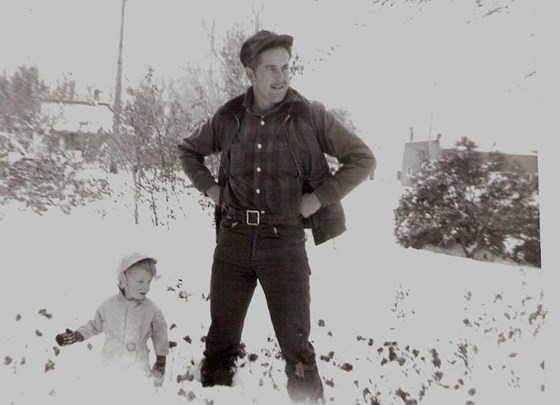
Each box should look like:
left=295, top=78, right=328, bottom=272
left=239, top=30, right=293, bottom=68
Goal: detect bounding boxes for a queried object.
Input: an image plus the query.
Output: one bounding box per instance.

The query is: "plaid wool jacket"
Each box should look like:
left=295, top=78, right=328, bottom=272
left=178, top=87, right=376, bottom=245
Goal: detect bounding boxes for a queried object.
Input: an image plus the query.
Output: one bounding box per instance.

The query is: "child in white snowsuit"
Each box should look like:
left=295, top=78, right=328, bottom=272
left=55, top=252, right=169, bottom=381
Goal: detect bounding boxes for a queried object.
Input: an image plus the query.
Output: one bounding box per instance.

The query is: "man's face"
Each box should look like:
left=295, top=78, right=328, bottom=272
left=247, top=47, right=291, bottom=112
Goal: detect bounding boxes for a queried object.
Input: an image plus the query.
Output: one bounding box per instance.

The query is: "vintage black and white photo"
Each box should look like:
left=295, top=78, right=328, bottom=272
left=1, top=1, right=554, bottom=404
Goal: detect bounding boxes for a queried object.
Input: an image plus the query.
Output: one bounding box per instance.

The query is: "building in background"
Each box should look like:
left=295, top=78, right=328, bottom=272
left=41, top=90, right=113, bottom=159
left=41, top=92, right=113, bottom=161
left=398, top=133, right=538, bottom=187
left=2, top=91, right=114, bottom=165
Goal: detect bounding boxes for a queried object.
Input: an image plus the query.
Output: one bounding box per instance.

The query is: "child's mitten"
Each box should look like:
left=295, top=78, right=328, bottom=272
left=55, top=328, right=84, bottom=346
left=152, top=355, right=166, bottom=385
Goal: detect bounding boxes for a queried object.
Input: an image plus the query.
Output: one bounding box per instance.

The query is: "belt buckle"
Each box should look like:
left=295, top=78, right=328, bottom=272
left=246, top=210, right=260, bottom=226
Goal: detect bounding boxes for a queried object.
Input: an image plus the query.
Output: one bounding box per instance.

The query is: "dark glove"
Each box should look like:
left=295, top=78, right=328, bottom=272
left=55, top=328, right=84, bottom=346
left=152, top=355, right=166, bottom=382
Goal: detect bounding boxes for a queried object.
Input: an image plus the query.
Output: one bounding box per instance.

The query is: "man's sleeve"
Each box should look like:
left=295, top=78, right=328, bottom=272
left=177, top=116, right=220, bottom=195
left=310, top=103, right=376, bottom=207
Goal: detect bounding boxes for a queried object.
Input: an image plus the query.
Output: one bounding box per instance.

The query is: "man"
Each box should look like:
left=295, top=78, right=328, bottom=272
left=178, top=30, right=375, bottom=403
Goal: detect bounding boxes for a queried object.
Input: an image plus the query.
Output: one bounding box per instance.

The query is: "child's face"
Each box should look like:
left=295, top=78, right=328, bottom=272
left=124, top=267, right=153, bottom=300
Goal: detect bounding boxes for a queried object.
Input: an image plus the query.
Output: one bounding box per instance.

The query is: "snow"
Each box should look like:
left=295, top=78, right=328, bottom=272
left=0, top=177, right=547, bottom=404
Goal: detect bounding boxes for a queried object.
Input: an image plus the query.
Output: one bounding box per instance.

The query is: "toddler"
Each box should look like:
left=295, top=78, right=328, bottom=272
left=55, top=252, right=169, bottom=382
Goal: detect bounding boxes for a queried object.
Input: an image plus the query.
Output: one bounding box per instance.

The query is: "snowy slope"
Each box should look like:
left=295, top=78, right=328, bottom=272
left=0, top=178, right=546, bottom=404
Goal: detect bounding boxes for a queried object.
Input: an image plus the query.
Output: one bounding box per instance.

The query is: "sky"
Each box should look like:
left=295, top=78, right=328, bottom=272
left=0, top=0, right=543, bottom=177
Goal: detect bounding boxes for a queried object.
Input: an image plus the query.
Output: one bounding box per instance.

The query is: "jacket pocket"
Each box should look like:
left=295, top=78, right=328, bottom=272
left=265, top=141, right=299, bottom=177
left=309, top=201, right=347, bottom=245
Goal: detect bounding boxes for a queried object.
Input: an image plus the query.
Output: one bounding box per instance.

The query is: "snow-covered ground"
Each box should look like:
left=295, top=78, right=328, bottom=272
left=0, top=175, right=546, bottom=404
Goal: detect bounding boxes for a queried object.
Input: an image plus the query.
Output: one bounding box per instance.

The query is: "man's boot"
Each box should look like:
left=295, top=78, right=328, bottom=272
left=286, top=361, right=325, bottom=404
left=200, top=355, right=236, bottom=387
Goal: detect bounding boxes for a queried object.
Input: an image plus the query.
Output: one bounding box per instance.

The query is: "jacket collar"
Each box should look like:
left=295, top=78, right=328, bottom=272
left=218, top=87, right=309, bottom=117
left=117, top=288, right=145, bottom=306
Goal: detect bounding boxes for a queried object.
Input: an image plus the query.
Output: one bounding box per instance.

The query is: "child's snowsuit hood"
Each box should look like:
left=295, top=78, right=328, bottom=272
left=117, top=252, right=157, bottom=292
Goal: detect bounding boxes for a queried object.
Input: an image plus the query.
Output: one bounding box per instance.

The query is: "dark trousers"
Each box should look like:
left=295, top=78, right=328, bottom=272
left=204, top=217, right=324, bottom=402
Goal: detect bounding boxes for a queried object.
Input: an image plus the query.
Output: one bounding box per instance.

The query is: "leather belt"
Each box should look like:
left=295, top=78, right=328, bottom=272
left=223, top=205, right=301, bottom=226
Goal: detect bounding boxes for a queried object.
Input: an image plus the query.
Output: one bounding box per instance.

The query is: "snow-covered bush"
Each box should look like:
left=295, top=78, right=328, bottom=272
left=0, top=66, right=111, bottom=214
left=394, top=137, right=540, bottom=267
left=0, top=151, right=110, bottom=214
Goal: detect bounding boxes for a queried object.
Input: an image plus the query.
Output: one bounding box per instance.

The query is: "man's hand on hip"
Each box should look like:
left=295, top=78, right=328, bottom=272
left=300, top=193, right=321, bottom=218
left=206, top=185, right=221, bottom=205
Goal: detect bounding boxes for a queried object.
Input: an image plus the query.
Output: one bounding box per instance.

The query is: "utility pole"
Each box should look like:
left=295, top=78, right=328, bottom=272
left=111, top=0, right=126, bottom=173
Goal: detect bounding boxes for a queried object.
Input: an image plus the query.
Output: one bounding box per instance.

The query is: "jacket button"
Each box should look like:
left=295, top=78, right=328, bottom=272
left=257, top=144, right=262, bottom=149
left=256, top=167, right=261, bottom=173
left=256, top=189, right=261, bottom=194
left=260, top=120, right=265, bottom=126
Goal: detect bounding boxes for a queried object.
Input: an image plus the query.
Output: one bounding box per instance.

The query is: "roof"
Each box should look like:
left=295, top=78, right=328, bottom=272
left=41, top=101, right=113, bottom=135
